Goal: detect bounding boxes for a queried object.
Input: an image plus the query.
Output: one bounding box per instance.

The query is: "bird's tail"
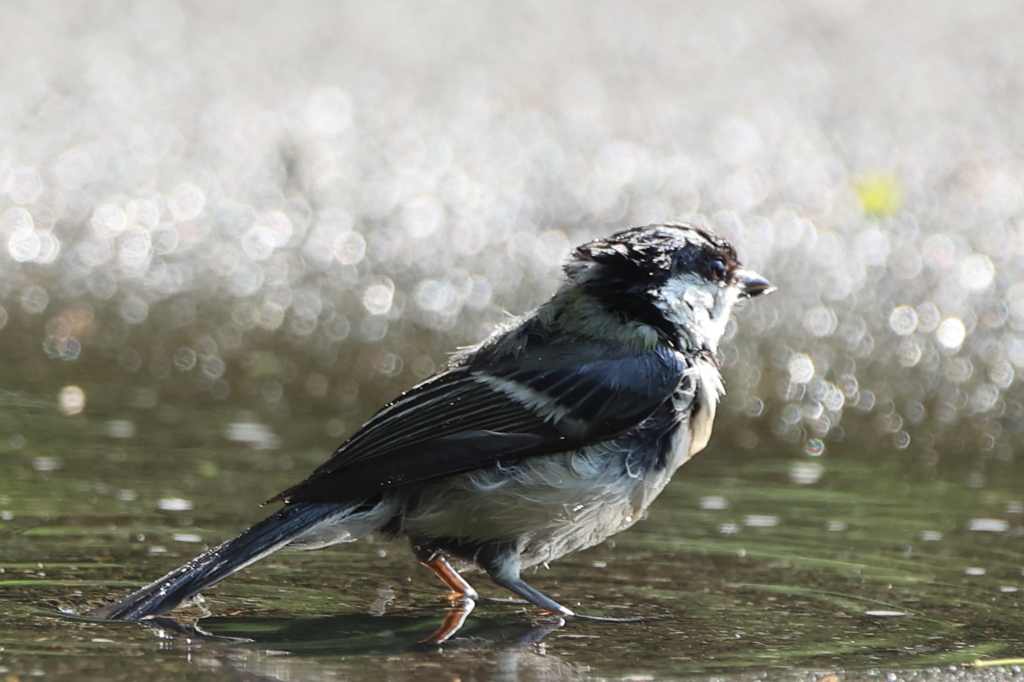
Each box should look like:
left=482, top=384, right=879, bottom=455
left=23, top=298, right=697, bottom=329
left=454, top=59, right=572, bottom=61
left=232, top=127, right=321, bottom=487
left=84, top=502, right=346, bottom=621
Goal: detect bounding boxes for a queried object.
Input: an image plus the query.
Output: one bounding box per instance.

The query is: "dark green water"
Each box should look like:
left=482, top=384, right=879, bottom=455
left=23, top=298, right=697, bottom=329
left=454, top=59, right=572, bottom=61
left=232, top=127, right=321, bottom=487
left=2, top=394, right=1022, bottom=681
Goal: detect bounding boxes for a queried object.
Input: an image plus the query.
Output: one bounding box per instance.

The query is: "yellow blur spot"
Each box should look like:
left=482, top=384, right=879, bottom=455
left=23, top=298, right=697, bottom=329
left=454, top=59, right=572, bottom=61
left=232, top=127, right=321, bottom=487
left=247, top=350, right=281, bottom=377
left=197, top=460, right=220, bottom=478
left=853, top=172, right=902, bottom=216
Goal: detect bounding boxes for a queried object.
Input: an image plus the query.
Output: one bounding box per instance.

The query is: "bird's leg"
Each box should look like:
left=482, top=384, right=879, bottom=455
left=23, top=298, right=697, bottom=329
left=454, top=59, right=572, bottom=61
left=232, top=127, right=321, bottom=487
left=413, top=547, right=478, bottom=644
left=477, top=542, right=574, bottom=617
left=488, top=573, right=575, bottom=617
left=414, top=547, right=479, bottom=600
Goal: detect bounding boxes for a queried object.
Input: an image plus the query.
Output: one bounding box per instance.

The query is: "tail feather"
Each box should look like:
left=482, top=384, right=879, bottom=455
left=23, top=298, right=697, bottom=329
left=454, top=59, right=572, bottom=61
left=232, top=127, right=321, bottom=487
left=85, top=502, right=343, bottom=621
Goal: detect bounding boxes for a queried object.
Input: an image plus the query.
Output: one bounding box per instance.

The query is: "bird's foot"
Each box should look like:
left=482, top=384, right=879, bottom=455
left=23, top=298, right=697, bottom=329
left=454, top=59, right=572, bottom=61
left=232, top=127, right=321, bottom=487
left=442, top=588, right=478, bottom=602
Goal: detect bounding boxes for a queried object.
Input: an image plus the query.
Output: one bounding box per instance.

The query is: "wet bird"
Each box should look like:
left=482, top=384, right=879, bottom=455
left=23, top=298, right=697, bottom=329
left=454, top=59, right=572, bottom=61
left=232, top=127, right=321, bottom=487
left=86, top=224, right=774, bottom=634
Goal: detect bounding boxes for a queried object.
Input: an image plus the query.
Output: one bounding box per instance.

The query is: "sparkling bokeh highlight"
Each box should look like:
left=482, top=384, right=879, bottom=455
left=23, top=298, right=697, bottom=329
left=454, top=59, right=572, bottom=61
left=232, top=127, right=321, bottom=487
left=0, top=1, right=1022, bottom=475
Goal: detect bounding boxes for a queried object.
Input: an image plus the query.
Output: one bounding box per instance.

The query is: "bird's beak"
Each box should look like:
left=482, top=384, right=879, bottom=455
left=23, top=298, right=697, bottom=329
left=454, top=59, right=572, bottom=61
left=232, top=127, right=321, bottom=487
left=736, top=270, right=776, bottom=298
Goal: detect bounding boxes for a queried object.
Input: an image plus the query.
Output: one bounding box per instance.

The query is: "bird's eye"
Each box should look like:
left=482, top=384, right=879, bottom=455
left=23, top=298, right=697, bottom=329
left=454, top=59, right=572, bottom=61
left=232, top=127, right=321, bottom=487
left=709, top=260, right=726, bottom=282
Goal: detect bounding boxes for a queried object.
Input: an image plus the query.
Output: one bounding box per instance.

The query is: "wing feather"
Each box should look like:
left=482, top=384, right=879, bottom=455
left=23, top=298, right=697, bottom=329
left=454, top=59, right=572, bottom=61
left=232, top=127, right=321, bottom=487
left=275, top=341, right=687, bottom=503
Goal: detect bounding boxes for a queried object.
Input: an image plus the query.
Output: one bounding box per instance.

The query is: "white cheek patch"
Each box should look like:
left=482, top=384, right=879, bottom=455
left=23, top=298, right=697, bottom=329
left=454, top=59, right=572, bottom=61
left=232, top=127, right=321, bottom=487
left=705, top=286, right=741, bottom=342
left=682, top=287, right=714, bottom=311
left=658, top=274, right=741, bottom=351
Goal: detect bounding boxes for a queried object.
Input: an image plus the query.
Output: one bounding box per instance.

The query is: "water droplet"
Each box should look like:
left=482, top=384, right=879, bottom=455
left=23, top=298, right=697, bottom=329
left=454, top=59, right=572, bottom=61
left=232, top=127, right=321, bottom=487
left=171, top=183, right=205, bottom=220
left=787, top=354, right=814, bottom=383
left=33, top=457, right=62, bottom=472
left=915, top=302, right=940, bottom=332
left=959, top=253, right=995, bottom=291
left=332, top=231, right=366, bottom=265
left=241, top=225, right=276, bottom=260
left=889, top=306, right=918, bottom=335
left=535, top=230, right=571, bottom=266
left=119, top=296, right=149, bottom=325
left=224, top=422, right=280, bottom=450
left=363, top=280, right=395, bottom=316
left=789, top=461, right=823, bottom=485
left=258, top=302, right=285, bottom=330
left=21, top=286, right=49, bottom=314
left=105, top=420, right=136, bottom=439
left=200, top=356, right=226, bottom=379
left=7, top=227, right=40, bottom=262
left=922, top=234, right=956, bottom=269
left=969, top=518, right=1008, bottom=532
left=157, top=497, right=194, bottom=511
left=91, top=204, right=127, bottom=238
left=700, top=496, right=729, bottom=510
left=803, top=307, right=837, bottom=337
left=260, top=211, right=293, bottom=247
left=936, top=318, right=966, bottom=349
left=401, top=196, right=444, bottom=238
left=897, top=339, right=922, bottom=367
left=804, top=439, right=825, bottom=456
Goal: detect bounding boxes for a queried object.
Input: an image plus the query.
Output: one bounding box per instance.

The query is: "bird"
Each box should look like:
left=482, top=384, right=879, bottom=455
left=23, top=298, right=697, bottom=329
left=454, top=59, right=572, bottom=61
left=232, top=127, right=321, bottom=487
left=85, top=223, right=774, bottom=633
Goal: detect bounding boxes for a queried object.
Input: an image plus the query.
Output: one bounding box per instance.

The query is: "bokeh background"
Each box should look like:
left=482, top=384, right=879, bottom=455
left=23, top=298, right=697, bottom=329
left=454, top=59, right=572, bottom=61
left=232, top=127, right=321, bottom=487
left=3, top=1, right=1024, bottom=679
left=3, top=1, right=1023, bottom=467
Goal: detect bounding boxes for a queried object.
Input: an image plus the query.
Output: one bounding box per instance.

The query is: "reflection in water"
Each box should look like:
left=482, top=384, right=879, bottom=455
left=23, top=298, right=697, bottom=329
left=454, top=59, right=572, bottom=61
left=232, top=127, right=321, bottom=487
left=175, top=612, right=562, bottom=654
left=142, top=612, right=580, bottom=682
left=4, top=412, right=1023, bottom=676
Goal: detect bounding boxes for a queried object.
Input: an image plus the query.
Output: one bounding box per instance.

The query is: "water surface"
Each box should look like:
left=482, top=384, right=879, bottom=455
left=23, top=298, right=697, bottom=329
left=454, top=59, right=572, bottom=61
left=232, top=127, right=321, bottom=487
left=2, top=399, right=1022, bottom=680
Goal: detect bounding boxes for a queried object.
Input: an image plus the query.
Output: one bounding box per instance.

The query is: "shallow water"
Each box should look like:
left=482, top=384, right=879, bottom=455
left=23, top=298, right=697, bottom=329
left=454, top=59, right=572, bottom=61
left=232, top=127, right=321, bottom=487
left=2, top=397, right=1023, bottom=680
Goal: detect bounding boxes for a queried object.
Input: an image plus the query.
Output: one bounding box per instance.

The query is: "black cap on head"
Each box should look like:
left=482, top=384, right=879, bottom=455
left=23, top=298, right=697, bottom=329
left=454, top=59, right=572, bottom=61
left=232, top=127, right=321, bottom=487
left=570, top=224, right=741, bottom=287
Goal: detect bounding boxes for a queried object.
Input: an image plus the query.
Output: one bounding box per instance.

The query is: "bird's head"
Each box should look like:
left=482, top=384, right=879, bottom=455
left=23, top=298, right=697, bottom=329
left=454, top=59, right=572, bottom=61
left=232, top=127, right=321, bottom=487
left=564, top=223, right=775, bottom=352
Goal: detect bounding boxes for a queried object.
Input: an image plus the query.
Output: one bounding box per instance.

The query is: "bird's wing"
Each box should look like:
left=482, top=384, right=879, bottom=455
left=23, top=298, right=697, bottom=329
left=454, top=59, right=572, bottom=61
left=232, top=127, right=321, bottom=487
left=274, top=342, right=687, bottom=504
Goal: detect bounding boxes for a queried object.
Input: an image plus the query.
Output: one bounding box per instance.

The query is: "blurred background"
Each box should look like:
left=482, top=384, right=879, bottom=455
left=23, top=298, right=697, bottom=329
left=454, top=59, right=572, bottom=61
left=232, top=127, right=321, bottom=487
left=3, top=1, right=1024, bottom=679
left=2, top=0, right=1022, bottom=467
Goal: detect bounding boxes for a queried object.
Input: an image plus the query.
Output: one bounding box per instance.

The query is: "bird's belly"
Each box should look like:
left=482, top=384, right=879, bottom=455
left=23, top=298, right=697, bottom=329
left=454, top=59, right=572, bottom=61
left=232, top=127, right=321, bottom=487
left=400, top=446, right=658, bottom=569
